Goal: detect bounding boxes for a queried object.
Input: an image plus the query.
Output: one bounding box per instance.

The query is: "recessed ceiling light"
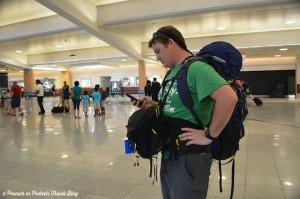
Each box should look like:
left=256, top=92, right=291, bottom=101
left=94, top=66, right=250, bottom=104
left=274, top=55, right=282, bottom=57
left=51, top=65, right=56, bottom=66
left=19, top=71, right=23, bottom=73
left=284, top=181, right=293, bottom=186
left=279, top=48, right=288, bottom=51
left=216, top=26, right=226, bottom=30
left=267, top=44, right=282, bottom=47
left=56, top=45, right=63, bottom=48
left=285, top=20, right=296, bottom=25
left=16, top=50, right=22, bottom=53
left=61, top=154, right=68, bottom=158
left=286, top=43, right=300, bottom=46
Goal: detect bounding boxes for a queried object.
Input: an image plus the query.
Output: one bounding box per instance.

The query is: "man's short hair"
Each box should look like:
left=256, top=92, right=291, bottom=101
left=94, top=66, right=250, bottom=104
left=148, top=26, right=187, bottom=50
left=74, top=81, right=79, bottom=86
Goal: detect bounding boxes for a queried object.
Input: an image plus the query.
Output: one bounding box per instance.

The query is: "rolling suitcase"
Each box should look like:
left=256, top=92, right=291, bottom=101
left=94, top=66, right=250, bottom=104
left=253, top=97, right=263, bottom=106
left=51, top=103, right=64, bottom=113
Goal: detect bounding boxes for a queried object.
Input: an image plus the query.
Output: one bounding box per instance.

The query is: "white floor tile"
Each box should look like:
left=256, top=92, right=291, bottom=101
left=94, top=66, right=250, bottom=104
left=1, top=97, right=300, bottom=198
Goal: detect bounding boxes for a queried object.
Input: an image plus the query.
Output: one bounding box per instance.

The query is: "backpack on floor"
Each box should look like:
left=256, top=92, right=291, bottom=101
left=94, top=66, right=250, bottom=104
left=51, top=102, right=64, bottom=113
left=176, top=41, right=248, bottom=199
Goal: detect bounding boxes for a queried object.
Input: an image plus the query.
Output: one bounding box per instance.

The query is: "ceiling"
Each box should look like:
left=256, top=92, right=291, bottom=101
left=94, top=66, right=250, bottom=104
left=0, top=0, right=299, bottom=73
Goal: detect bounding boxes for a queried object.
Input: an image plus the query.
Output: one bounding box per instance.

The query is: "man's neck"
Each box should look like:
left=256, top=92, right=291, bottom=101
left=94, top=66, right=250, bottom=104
left=173, top=50, right=192, bottom=66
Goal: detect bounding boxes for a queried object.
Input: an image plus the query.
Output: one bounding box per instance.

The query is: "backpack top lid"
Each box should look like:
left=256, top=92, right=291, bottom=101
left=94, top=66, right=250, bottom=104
left=196, top=41, right=242, bottom=79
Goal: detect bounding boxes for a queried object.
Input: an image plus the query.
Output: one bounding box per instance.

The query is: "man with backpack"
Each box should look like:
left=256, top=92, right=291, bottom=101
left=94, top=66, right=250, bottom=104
left=132, top=26, right=237, bottom=199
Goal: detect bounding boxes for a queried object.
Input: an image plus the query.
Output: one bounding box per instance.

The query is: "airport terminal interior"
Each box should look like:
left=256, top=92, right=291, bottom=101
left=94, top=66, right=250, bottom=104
left=1, top=0, right=300, bottom=199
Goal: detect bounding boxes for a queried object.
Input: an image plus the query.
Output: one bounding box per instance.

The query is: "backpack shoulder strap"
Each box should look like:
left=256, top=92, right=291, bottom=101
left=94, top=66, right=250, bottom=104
left=176, top=57, right=204, bottom=129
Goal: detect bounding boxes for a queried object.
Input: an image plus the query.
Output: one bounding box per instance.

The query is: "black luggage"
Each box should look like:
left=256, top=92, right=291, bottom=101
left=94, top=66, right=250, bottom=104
left=253, top=97, right=263, bottom=106
left=52, top=103, right=64, bottom=113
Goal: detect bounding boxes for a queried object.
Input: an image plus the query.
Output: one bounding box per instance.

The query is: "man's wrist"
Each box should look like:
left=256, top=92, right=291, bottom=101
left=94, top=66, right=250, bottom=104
left=204, top=129, right=216, bottom=141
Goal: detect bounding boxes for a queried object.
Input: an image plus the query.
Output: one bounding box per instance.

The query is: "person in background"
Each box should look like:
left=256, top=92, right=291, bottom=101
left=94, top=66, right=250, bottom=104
left=82, top=91, right=90, bottom=117
left=99, top=87, right=107, bottom=115
left=18, top=101, right=24, bottom=116
left=92, top=86, right=101, bottom=116
left=10, top=81, right=22, bottom=116
left=4, top=88, right=12, bottom=115
left=151, top=77, right=161, bottom=102
left=0, top=89, right=3, bottom=107
left=144, top=80, right=152, bottom=96
left=62, top=81, right=70, bottom=112
left=35, top=79, right=45, bottom=115
left=133, top=25, right=237, bottom=199
left=73, top=81, right=82, bottom=118
left=52, top=82, right=56, bottom=97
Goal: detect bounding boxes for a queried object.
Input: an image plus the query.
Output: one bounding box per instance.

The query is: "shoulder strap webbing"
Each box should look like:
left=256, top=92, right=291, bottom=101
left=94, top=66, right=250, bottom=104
left=176, top=57, right=204, bottom=129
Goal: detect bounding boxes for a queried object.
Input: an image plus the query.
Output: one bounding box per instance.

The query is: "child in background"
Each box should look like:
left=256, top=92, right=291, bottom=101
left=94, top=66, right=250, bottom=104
left=4, top=88, right=12, bottom=115
left=82, top=91, right=90, bottom=117
left=92, top=87, right=101, bottom=116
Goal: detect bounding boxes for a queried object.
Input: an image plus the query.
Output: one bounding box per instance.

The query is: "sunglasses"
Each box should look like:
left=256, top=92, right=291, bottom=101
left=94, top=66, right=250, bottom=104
left=152, top=31, right=168, bottom=39
left=151, top=30, right=189, bottom=53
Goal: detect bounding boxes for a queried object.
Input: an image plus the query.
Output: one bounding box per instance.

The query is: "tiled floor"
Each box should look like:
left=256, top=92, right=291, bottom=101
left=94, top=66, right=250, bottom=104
left=0, top=96, right=300, bottom=199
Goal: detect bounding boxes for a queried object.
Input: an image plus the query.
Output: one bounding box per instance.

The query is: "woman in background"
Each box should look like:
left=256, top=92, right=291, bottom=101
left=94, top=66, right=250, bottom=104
left=73, top=81, right=82, bottom=118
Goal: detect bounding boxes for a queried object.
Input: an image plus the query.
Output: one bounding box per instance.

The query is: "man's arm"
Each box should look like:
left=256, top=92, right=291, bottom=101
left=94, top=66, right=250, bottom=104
left=34, top=88, right=38, bottom=94
left=208, top=85, right=238, bottom=138
left=179, top=84, right=237, bottom=146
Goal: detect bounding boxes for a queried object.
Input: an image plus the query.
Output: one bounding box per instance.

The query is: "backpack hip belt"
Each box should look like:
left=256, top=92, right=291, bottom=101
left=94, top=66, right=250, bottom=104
left=163, top=117, right=211, bottom=159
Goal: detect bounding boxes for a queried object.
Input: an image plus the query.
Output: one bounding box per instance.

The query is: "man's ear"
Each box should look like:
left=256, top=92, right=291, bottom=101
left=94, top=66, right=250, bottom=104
left=167, top=38, right=175, bottom=48
left=168, top=38, right=180, bottom=51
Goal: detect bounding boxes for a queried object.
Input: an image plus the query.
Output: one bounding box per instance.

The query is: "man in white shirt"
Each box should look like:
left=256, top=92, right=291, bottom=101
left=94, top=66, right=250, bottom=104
left=35, top=79, right=45, bottom=115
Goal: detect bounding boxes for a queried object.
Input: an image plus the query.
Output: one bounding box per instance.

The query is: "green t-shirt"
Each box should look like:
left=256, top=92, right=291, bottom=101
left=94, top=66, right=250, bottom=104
left=160, top=60, right=228, bottom=126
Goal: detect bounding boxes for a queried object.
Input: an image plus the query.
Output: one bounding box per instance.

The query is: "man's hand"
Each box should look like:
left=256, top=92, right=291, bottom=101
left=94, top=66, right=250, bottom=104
left=132, top=96, right=157, bottom=109
left=178, top=127, right=213, bottom=146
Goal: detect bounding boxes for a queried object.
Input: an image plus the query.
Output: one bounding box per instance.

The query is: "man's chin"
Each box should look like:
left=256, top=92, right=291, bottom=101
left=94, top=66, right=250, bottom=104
left=161, top=62, right=168, bottom=67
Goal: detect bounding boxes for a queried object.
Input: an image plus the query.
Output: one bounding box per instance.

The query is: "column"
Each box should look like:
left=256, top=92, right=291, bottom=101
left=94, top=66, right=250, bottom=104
left=23, top=69, right=35, bottom=91
left=138, top=60, right=146, bottom=92
left=61, top=71, right=72, bottom=86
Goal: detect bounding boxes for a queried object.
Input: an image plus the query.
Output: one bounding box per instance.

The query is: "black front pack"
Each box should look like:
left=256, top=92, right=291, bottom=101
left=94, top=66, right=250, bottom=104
left=126, top=105, right=166, bottom=159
